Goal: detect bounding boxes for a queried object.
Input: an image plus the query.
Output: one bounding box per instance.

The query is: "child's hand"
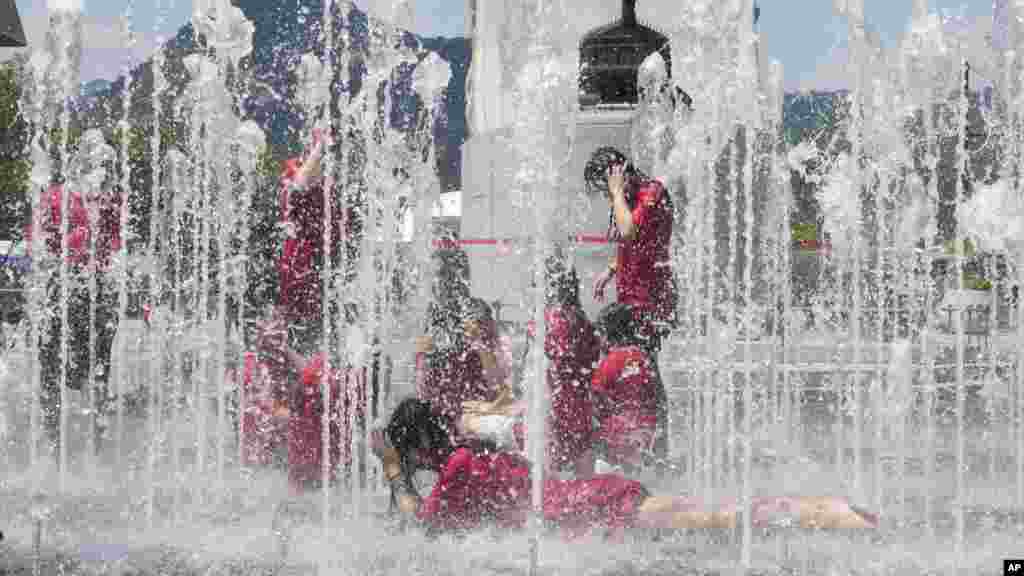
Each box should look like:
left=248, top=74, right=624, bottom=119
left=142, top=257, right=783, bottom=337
left=415, top=335, right=435, bottom=355
left=606, top=163, right=627, bottom=201
left=594, top=267, right=614, bottom=302
left=462, top=391, right=521, bottom=417
left=370, top=427, right=399, bottom=464
left=462, top=400, right=495, bottom=415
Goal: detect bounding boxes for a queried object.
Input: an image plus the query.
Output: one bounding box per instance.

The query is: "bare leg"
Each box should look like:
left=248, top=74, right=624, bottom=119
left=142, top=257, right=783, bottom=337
left=635, top=495, right=878, bottom=531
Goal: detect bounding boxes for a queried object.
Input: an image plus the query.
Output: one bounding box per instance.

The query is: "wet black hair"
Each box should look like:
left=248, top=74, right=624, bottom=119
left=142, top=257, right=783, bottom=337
left=461, top=297, right=494, bottom=325
left=433, top=245, right=470, bottom=280
left=584, top=146, right=634, bottom=199
left=672, top=87, right=693, bottom=111
left=385, top=397, right=453, bottom=476
left=585, top=146, right=673, bottom=242
left=544, top=253, right=581, bottom=309
left=460, top=297, right=500, bottom=350
left=431, top=242, right=471, bottom=305
left=425, top=239, right=471, bottom=350
left=596, top=302, right=643, bottom=348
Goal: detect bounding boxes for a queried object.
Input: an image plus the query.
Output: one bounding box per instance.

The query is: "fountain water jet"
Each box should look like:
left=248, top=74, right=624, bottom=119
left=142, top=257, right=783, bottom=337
left=7, top=0, right=1024, bottom=573
left=113, top=1, right=135, bottom=479
left=51, top=0, right=83, bottom=496
left=145, top=3, right=168, bottom=530
left=738, top=0, right=757, bottom=567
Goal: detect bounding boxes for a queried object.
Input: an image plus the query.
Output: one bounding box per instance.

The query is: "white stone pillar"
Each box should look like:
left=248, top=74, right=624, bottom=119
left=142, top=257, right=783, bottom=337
left=469, top=0, right=507, bottom=134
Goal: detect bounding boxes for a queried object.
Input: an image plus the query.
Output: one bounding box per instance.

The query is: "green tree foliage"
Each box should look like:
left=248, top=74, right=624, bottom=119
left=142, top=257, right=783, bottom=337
left=246, top=145, right=282, bottom=312
left=107, top=115, right=181, bottom=249
left=783, top=91, right=851, bottom=233
left=0, top=62, right=29, bottom=241
left=785, top=88, right=996, bottom=245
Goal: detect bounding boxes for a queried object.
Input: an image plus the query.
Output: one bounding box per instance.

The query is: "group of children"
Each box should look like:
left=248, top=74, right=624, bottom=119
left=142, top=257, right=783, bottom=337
left=366, top=145, right=880, bottom=539
left=158, top=134, right=878, bottom=540
left=366, top=261, right=880, bottom=538
left=229, top=126, right=368, bottom=495
left=432, top=253, right=669, bottom=478
left=229, top=313, right=367, bottom=494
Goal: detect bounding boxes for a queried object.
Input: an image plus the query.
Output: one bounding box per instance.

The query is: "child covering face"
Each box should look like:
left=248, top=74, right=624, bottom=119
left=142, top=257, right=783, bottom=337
left=374, top=398, right=879, bottom=540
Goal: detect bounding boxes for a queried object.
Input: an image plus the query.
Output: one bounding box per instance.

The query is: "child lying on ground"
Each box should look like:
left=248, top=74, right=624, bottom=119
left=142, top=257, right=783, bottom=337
left=374, top=398, right=878, bottom=540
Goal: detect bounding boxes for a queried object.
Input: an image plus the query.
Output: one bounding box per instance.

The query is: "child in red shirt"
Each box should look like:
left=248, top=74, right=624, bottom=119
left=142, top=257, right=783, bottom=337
left=288, top=352, right=365, bottom=492
left=417, top=294, right=509, bottom=424
left=592, top=303, right=662, bottom=471
left=586, top=147, right=678, bottom=347
left=231, top=352, right=289, bottom=468
left=538, top=255, right=600, bottom=474
left=586, top=147, right=678, bottom=461
left=26, top=182, right=123, bottom=456
left=276, top=129, right=353, bottom=354
left=255, top=315, right=364, bottom=494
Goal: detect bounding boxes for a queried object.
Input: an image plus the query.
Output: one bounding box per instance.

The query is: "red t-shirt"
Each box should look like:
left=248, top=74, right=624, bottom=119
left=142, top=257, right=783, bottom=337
left=417, top=447, right=647, bottom=538
left=591, top=346, right=659, bottom=417
left=288, top=353, right=365, bottom=488
left=25, top=184, right=122, bottom=270
left=277, top=162, right=347, bottom=324
left=615, top=180, right=676, bottom=323
left=590, top=346, right=660, bottom=466
left=544, top=306, right=601, bottom=466
left=416, top=346, right=495, bottom=424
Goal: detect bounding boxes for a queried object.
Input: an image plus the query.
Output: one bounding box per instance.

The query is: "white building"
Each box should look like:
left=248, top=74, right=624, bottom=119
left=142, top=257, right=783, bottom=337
left=461, top=1, right=675, bottom=323
left=401, top=190, right=462, bottom=242
left=460, top=1, right=769, bottom=324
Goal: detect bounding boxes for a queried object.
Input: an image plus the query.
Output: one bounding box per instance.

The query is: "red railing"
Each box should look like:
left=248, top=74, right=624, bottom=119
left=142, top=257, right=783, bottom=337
left=432, top=234, right=610, bottom=249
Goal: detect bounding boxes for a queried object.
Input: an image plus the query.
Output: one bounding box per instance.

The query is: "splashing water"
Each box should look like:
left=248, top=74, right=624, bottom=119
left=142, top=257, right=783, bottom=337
left=958, top=180, right=1024, bottom=257
left=4, top=0, right=1024, bottom=574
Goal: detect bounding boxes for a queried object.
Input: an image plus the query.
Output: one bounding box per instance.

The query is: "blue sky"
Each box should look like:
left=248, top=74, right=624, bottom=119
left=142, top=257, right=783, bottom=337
left=8, top=0, right=994, bottom=91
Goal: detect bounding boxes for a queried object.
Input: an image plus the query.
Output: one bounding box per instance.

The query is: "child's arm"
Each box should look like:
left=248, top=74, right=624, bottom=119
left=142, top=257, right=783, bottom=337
left=462, top=387, right=523, bottom=418
left=414, top=351, right=429, bottom=400
left=460, top=413, right=521, bottom=451
left=477, top=345, right=507, bottom=391
left=378, top=443, right=422, bottom=516
left=372, top=430, right=472, bottom=529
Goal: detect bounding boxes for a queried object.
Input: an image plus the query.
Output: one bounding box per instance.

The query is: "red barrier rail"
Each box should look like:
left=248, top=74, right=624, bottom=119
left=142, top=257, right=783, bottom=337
left=432, top=234, right=610, bottom=249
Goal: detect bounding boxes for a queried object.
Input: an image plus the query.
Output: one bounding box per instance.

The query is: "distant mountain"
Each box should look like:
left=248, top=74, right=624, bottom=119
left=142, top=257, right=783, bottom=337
left=78, top=0, right=844, bottom=193
left=80, top=79, right=111, bottom=98
left=83, top=0, right=469, bottom=191
left=782, top=90, right=848, bottom=147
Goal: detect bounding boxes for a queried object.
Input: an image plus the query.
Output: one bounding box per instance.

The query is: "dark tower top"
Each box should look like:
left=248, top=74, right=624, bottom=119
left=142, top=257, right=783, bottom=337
left=622, top=0, right=637, bottom=27
left=0, top=0, right=27, bottom=47
left=578, top=0, right=669, bottom=107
